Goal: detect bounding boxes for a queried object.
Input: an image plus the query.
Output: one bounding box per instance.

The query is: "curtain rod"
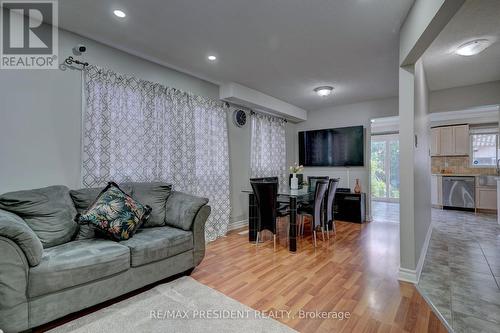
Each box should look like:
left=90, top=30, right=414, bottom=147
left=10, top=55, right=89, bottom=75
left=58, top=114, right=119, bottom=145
left=249, top=110, right=288, bottom=123
left=64, top=56, right=89, bottom=68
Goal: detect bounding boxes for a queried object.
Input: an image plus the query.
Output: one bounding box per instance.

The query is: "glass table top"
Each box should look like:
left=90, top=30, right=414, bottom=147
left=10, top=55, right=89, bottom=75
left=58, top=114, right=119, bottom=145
left=242, top=185, right=312, bottom=198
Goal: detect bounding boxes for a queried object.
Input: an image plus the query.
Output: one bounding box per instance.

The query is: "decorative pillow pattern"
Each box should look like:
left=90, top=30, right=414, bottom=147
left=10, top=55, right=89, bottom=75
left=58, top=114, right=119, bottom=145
left=75, top=182, right=151, bottom=241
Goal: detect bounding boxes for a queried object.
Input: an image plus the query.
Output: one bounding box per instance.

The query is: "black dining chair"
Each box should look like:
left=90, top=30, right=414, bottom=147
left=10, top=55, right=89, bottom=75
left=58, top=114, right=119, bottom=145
left=297, top=180, right=329, bottom=247
left=325, top=178, right=340, bottom=238
left=307, top=176, right=329, bottom=193
left=250, top=179, right=289, bottom=250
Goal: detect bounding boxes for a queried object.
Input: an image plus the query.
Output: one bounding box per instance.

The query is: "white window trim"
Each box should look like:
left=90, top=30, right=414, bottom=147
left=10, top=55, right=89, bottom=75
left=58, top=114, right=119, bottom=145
left=469, top=128, right=498, bottom=168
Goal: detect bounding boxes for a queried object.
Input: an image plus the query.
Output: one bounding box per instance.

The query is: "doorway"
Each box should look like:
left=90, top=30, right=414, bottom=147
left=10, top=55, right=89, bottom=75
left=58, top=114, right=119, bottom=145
left=371, top=134, right=400, bottom=202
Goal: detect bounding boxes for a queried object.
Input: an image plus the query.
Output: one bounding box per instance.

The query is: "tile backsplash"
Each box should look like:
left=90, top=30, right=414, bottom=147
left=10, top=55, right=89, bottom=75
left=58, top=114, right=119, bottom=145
left=431, top=156, right=497, bottom=175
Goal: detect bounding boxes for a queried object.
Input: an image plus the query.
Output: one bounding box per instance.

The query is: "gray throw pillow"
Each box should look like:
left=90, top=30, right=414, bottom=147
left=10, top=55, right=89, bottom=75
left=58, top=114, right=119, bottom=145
left=69, top=184, right=133, bottom=239
left=0, top=185, right=78, bottom=248
left=165, top=192, right=208, bottom=231
left=122, top=182, right=172, bottom=227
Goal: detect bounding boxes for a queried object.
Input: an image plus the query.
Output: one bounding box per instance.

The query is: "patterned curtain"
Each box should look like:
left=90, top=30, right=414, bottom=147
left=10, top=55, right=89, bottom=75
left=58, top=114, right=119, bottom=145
left=82, top=65, right=230, bottom=241
left=250, top=112, right=287, bottom=185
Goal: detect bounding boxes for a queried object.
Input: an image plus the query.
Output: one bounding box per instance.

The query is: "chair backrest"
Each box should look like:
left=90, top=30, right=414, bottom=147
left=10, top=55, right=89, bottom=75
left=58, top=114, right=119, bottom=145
left=250, top=180, right=278, bottom=234
left=326, top=178, right=340, bottom=222
left=250, top=177, right=279, bottom=183
left=308, top=176, right=329, bottom=193
left=312, top=180, right=329, bottom=229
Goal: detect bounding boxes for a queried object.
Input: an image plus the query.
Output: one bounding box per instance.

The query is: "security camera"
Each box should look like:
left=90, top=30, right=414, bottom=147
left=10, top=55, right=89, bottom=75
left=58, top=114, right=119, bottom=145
left=73, top=44, right=87, bottom=55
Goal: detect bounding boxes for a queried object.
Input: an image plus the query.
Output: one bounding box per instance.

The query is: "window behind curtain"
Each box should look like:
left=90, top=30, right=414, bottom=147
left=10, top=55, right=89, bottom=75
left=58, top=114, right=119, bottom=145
left=470, top=126, right=498, bottom=167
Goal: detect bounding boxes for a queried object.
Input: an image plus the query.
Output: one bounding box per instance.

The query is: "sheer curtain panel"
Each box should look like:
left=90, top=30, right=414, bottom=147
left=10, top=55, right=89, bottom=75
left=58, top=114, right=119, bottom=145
left=250, top=112, right=287, bottom=185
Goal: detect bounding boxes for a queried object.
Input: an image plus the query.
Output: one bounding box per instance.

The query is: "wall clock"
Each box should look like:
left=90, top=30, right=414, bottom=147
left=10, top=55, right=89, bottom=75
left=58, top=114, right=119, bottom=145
left=233, top=109, right=247, bottom=127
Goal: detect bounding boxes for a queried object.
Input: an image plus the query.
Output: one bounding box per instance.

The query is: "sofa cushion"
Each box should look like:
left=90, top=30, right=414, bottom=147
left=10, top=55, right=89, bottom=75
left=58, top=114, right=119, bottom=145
left=122, top=182, right=172, bottom=227
left=70, top=184, right=133, bottom=239
left=165, top=192, right=209, bottom=231
left=120, top=226, right=193, bottom=267
left=28, top=239, right=130, bottom=297
left=76, top=183, right=152, bottom=241
left=69, top=184, right=133, bottom=213
left=0, top=186, right=78, bottom=248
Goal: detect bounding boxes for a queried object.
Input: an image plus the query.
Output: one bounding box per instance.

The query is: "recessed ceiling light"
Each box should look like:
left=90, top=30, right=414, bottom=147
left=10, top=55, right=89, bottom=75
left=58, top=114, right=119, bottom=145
left=113, top=9, right=126, bottom=18
left=314, top=86, right=334, bottom=97
left=455, top=39, right=491, bottom=56
left=207, top=55, right=217, bottom=61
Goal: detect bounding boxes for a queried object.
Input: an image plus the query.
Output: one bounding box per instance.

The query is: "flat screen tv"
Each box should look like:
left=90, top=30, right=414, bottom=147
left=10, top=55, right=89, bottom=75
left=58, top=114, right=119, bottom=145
left=298, top=126, right=364, bottom=167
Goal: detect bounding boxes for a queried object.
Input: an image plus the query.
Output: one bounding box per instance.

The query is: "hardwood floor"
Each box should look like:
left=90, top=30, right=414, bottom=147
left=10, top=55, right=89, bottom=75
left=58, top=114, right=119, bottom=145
left=192, top=216, right=447, bottom=333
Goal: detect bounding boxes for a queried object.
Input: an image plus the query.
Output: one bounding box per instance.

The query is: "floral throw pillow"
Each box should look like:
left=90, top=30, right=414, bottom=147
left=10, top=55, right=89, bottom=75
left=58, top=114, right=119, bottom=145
left=75, top=182, right=152, bottom=241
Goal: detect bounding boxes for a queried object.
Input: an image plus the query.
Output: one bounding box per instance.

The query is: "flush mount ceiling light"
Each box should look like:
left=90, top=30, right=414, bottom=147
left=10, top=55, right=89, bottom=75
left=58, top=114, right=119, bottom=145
left=113, top=9, right=126, bottom=18
left=455, top=39, right=491, bottom=56
left=314, top=86, right=334, bottom=97
left=207, top=55, right=217, bottom=61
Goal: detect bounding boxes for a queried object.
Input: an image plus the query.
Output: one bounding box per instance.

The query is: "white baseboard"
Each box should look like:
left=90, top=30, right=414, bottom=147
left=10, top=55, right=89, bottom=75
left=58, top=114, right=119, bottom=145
left=398, top=268, right=418, bottom=283
left=227, top=219, right=248, bottom=231
left=398, top=221, right=434, bottom=284
left=415, top=221, right=434, bottom=282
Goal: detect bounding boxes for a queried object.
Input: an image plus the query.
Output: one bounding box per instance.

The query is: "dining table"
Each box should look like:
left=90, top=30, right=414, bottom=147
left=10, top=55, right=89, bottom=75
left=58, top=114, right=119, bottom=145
left=242, top=185, right=313, bottom=252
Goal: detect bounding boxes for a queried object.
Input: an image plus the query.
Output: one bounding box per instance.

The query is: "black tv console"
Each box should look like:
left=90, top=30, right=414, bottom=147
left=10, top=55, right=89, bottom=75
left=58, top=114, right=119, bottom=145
left=333, top=192, right=366, bottom=223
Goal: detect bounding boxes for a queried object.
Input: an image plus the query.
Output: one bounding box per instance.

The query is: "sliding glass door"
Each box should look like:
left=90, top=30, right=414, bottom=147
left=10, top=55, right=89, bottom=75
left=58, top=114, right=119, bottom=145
left=371, top=134, right=399, bottom=202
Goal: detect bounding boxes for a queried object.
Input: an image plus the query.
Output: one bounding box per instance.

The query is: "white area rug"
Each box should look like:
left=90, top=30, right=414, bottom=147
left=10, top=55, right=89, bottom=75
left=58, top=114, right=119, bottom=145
left=48, top=277, right=296, bottom=333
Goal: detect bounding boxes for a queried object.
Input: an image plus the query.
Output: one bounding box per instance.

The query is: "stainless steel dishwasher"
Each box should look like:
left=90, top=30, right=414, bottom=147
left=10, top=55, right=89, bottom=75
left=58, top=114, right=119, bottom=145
left=442, top=176, right=475, bottom=211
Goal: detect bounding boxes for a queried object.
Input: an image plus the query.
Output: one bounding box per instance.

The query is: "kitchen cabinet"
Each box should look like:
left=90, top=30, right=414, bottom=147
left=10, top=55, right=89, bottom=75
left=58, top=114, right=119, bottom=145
left=431, top=125, right=469, bottom=156
left=453, top=125, right=469, bottom=155
left=431, top=175, right=442, bottom=206
left=439, top=127, right=454, bottom=156
left=431, top=128, right=440, bottom=156
left=476, top=187, right=497, bottom=210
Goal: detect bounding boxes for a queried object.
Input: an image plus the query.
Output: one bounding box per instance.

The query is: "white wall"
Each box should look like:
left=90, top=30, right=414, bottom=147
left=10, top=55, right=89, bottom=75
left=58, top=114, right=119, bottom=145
left=293, top=97, right=398, bottom=219
left=399, top=0, right=464, bottom=65
left=413, top=59, right=432, bottom=267
left=0, top=25, right=298, bottom=226
left=397, top=0, right=462, bottom=282
left=398, top=59, right=432, bottom=277
left=399, top=65, right=417, bottom=271
left=0, top=28, right=218, bottom=194
left=430, top=80, right=500, bottom=113
left=228, top=107, right=297, bottom=224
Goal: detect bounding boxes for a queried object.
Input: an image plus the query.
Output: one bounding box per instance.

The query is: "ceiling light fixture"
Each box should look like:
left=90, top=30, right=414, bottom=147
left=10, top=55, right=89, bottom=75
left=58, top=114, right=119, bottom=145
left=455, top=39, right=491, bottom=56
left=113, top=9, right=126, bottom=18
left=314, top=86, right=334, bottom=97
left=207, top=55, right=217, bottom=61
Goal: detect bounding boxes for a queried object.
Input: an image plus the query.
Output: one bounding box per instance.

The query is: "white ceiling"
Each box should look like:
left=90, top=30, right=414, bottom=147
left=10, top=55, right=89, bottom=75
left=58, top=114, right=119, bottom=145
left=423, top=0, right=500, bottom=91
left=57, top=0, right=414, bottom=111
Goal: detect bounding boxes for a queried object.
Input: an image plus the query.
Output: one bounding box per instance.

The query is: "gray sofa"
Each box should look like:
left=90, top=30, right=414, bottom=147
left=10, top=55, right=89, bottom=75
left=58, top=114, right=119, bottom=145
left=0, top=182, right=211, bottom=333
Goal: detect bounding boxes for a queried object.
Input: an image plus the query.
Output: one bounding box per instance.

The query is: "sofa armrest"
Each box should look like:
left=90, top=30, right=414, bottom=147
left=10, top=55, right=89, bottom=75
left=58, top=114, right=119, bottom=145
left=0, top=236, right=30, bottom=332
left=191, top=205, right=211, bottom=266
left=0, top=208, right=43, bottom=266
left=165, top=191, right=209, bottom=231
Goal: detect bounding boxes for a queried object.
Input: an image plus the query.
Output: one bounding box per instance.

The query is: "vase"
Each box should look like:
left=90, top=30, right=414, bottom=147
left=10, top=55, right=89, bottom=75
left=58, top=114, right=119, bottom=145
left=291, top=173, right=299, bottom=190
left=354, top=178, right=361, bottom=194
left=289, top=173, right=303, bottom=188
